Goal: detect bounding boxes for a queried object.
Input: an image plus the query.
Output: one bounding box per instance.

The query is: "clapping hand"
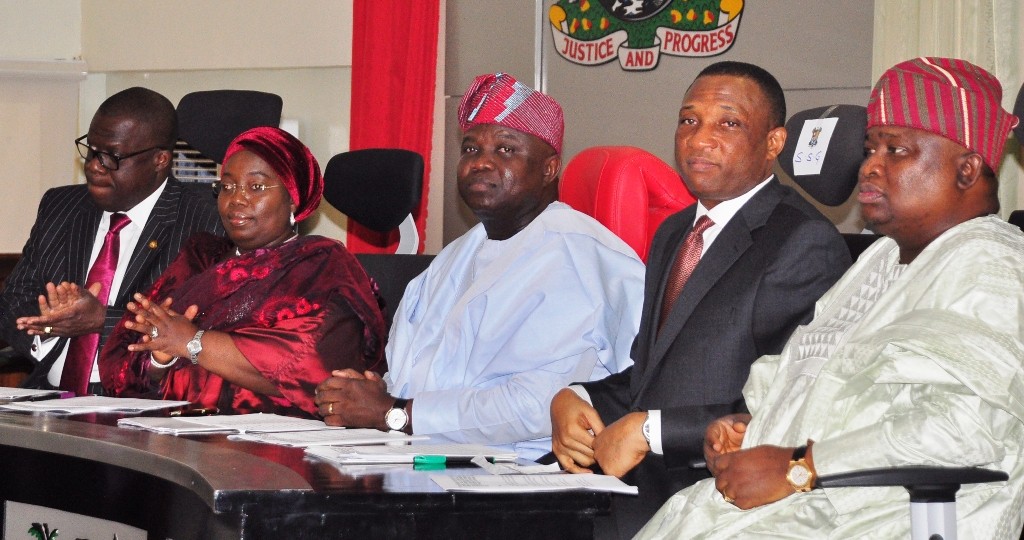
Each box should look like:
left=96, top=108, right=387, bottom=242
left=16, top=282, right=106, bottom=338
left=124, top=293, right=199, bottom=365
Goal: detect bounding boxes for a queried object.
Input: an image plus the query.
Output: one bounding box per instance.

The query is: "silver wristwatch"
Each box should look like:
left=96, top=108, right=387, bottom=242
left=641, top=412, right=653, bottom=446
left=186, top=330, right=205, bottom=365
left=385, top=398, right=410, bottom=432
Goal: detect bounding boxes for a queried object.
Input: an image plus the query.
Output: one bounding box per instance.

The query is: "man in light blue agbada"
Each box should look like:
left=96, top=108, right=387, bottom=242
left=315, top=73, right=645, bottom=461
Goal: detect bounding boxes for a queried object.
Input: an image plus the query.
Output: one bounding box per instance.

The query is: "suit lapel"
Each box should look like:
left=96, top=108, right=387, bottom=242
left=636, top=180, right=786, bottom=395
left=68, top=196, right=102, bottom=283
left=116, top=179, right=183, bottom=305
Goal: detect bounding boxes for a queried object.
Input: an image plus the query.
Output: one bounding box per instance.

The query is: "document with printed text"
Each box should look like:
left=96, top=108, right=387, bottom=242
left=307, top=443, right=517, bottom=464
left=431, top=473, right=638, bottom=495
left=0, top=387, right=63, bottom=402
left=2, top=396, right=189, bottom=414
left=231, top=428, right=428, bottom=446
left=117, top=413, right=334, bottom=435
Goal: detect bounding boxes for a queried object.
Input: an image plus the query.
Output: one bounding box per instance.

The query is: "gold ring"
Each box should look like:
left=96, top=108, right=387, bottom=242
left=723, top=495, right=734, bottom=504
left=43, top=326, right=52, bottom=334
left=328, top=402, right=334, bottom=415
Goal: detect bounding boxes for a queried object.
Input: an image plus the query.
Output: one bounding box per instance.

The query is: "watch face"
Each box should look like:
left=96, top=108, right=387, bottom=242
left=385, top=407, right=408, bottom=431
left=788, top=464, right=810, bottom=486
left=187, top=340, right=201, bottom=355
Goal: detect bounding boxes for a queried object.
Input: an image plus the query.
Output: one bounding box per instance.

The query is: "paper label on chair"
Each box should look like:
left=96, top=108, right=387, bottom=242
left=792, top=117, right=839, bottom=176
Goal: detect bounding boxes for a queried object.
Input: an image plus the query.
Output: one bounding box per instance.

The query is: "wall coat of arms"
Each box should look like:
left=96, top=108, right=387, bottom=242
left=550, top=0, right=745, bottom=71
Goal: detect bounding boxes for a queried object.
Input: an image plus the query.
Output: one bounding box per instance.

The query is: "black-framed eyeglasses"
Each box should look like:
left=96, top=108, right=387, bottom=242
left=75, top=135, right=165, bottom=171
left=211, top=181, right=285, bottom=197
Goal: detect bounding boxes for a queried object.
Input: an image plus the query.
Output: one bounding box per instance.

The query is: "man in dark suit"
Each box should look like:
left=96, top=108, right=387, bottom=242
left=550, top=61, right=852, bottom=538
left=0, top=87, right=223, bottom=393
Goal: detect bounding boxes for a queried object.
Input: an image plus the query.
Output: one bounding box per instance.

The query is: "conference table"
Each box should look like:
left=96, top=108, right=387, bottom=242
left=0, top=410, right=610, bottom=539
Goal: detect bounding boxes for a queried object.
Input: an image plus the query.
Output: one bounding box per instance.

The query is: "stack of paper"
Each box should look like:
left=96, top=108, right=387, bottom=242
left=306, top=443, right=517, bottom=464
left=0, top=387, right=63, bottom=402
left=117, top=413, right=333, bottom=435
left=431, top=473, right=638, bottom=495
left=230, top=428, right=429, bottom=447
left=1, top=396, right=189, bottom=414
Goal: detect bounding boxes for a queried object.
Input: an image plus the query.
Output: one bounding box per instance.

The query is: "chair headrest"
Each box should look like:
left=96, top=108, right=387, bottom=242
left=322, top=149, right=424, bottom=232
left=560, top=146, right=694, bottom=262
left=1009, top=210, right=1024, bottom=232
left=777, top=104, right=866, bottom=206
left=176, top=90, right=283, bottom=164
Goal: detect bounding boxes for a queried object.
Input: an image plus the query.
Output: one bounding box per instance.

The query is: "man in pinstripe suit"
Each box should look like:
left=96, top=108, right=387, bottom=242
left=0, top=87, right=223, bottom=393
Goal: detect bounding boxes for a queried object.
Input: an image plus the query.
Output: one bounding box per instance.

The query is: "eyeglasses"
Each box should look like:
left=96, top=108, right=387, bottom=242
left=75, top=135, right=165, bottom=171
left=212, top=181, right=285, bottom=197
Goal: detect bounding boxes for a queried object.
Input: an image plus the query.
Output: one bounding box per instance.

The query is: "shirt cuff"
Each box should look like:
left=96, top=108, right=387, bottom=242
left=568, top=384, right=593, bottom=405
left=646, top=409, right=664, bottom=455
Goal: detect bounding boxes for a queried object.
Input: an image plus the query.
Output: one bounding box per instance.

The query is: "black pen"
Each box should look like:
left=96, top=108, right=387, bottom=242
left=170, top=407, right=219, bottom=417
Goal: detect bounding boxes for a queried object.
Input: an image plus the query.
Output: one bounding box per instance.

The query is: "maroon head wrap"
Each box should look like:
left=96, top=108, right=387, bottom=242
left=223, top=127, right=323, bottom=221
left=868, top=57, right=1019, bottom=172
left=457, top=72, right=564, bottom=154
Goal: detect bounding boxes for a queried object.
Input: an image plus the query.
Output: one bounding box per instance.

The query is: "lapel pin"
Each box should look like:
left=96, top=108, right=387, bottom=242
left=148, top=240, right=159, bottom=250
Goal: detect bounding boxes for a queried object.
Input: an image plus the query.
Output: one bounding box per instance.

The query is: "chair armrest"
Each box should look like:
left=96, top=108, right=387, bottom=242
left=817, top=466, right=1007, bottom=502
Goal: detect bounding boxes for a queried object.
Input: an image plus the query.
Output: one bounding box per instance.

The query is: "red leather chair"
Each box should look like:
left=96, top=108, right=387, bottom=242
left=559, top=146, right=695, bottom=262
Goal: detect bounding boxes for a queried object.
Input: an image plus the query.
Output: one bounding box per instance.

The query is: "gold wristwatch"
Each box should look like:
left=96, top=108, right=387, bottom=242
left=786, top=443, right=816, bottom=492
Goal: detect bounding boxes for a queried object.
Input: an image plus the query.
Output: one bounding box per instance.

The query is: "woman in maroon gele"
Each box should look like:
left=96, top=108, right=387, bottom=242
left=101, top=127, right=385, bottom=418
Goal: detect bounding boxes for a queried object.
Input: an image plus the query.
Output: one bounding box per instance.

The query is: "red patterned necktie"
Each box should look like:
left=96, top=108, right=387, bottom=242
left=61, top=213, right=132, bottom=395
left=658, top=215, right=714, bottom=333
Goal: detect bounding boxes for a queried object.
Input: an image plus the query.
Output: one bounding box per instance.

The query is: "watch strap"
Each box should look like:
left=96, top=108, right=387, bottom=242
left=188, top=329, right=205, bottom=365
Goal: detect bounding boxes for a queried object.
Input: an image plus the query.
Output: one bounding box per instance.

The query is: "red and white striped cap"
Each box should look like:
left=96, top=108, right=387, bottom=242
left=868, top=57, right=1018, bottom=171
left=457, top=73, right=564, bottom=154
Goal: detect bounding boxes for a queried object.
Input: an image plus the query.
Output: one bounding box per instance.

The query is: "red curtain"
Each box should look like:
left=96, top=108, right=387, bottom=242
left=346, top=0, right=441, bottom=254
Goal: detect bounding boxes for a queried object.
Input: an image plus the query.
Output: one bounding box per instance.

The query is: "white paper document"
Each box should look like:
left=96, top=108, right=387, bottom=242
left=117, top=413, right=334, bottom=435
left=230, top=428, right=429, bottom=447
left=0, top=387, right=63, bottom=402
left=471, top=456, right=561, bottom=475
left=306, top=443, right=518, bottom=464
left=1, top=396, right=189, bottom=414
left=431, top=473, right=638, bottom=495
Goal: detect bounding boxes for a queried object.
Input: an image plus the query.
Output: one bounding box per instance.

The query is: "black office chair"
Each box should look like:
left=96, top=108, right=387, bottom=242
left=322, top=149, right=425, bottom=255
left=323, top=149, right=429, bottom=329
left=354, top=253, right=434, bottom=330
left=1009, top=210, right=1024, bottom=232
left=777, top=104, right=881, bottom=260
left=176, top=89, right=283, bottom=165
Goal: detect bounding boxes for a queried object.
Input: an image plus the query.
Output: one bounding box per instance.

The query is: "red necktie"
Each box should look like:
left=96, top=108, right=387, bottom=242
left=61, top=213, right=131, bottom=395
left=658, top=215, right=714, bottom=333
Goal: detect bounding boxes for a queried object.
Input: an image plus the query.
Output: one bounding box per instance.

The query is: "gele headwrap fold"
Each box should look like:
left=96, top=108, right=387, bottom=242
left=223, top=126, right=323, bottom=221
left=867, top=57, right=1019, bottom=171
left=457, top=72, right=565, bottom=154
